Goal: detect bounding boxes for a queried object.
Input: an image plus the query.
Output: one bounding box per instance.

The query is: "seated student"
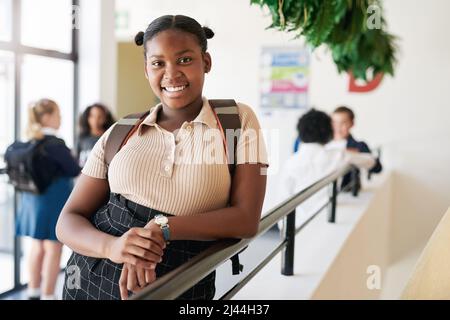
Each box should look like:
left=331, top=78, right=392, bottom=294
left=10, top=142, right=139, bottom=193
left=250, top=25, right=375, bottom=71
left=277, top=109, right=375, bottom=229
left=329, top=106, right=382, bottom=191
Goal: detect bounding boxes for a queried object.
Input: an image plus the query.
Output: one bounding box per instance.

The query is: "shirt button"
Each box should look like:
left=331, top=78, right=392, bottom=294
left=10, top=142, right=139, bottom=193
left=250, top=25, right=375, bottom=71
left=164, top=165, right=171, bottom=172
left=186, top=125, right=192, bottom=131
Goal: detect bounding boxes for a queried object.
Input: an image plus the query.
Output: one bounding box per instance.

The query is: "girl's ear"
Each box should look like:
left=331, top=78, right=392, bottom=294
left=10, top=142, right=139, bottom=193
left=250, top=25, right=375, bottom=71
left=203, top=52, right=212, bottom=73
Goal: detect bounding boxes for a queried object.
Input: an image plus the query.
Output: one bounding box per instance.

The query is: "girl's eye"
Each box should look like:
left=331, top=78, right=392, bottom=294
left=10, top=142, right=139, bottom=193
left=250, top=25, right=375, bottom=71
left=151, top=61, right=163, bottom=67
left=178, top=57, right=192, bottom=64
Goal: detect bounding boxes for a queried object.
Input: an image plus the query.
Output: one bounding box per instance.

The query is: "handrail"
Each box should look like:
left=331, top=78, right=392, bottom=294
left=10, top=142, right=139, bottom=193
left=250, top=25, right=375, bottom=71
left=132, top=164, right=355, bottom=300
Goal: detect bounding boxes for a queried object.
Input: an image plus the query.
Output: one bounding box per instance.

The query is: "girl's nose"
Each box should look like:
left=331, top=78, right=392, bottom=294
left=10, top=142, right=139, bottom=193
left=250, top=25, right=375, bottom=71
left=163, top=64, right=182, bottom=80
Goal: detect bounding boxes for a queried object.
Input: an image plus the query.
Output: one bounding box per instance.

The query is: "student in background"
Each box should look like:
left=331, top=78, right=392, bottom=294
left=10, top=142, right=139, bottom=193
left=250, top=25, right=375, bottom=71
left=77, top=103, right=115, bottom=167
left=16, top=99, right=81, bottom=300
left=329, top=106, right=382, bottom=191
left=278, top=109, right=375, bottom=229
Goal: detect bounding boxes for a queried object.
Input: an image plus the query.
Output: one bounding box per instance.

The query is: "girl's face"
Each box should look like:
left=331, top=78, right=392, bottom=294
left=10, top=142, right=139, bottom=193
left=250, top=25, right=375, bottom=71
left=144, top=29, right=211, bottom=110
left=88, top=106, right=107, bottom=132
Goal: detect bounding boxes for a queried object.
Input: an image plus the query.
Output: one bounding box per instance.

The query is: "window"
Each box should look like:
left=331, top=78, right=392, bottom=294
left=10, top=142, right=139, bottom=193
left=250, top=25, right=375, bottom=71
left=0, top=51, right=14, bottom=152
left=19, top=55, right=75, bottom=284
left=0, top=50, right=15, bottom=294
left=21, top=0, right=73, bottom=53
left=0, top=0, right=78, bottom=296
left=0, top=0, right=12, bottom=42
left=21, top=55, right=75, bottom=146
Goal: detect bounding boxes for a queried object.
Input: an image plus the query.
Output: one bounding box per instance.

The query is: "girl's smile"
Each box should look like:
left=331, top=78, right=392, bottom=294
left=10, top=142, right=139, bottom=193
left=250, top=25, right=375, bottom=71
left=161, top=83, right=190, bottom=98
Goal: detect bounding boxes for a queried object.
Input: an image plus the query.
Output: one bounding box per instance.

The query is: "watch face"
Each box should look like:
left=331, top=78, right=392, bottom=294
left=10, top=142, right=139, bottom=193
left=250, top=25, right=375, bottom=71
left=156, top=215, right=168, bottom=225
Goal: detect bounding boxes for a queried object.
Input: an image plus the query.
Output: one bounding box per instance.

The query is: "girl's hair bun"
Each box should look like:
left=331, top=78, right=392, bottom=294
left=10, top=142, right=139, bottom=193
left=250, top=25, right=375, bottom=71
left=135, top=31, right=145, bottom=46
left=202, top=26, right=214, bottom=39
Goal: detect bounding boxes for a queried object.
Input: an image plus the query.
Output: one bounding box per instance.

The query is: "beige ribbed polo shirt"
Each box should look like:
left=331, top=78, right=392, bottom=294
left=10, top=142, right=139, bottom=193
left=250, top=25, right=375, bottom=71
left=82, top=98, right=268, bottom=216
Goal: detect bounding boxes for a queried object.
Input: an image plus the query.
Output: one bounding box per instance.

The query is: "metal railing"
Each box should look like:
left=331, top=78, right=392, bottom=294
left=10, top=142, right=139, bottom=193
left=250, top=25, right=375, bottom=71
left=132, top=164, right=359, bottom=300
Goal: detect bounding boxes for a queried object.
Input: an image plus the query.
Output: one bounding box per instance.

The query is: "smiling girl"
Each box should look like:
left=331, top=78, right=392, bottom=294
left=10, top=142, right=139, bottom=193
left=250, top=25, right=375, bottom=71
left=57, top=15, right=268, bottom=300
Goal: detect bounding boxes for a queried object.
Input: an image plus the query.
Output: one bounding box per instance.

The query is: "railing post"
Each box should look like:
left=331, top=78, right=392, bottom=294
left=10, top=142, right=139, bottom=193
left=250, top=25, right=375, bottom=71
left=351, top=167, right=359, bottom=197
left=328, top=180, right=337, bottom=223
left=281, top=209, right=295, bottom=276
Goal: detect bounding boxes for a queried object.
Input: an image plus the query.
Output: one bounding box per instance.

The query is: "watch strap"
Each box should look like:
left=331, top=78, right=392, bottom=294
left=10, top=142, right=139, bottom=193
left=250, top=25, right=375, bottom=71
left=161, top=225, right=170, bottom=242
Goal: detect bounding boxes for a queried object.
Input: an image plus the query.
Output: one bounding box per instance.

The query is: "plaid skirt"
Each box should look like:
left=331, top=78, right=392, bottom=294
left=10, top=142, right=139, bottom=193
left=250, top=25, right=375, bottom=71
left=62, top=193, right=217, bottom=300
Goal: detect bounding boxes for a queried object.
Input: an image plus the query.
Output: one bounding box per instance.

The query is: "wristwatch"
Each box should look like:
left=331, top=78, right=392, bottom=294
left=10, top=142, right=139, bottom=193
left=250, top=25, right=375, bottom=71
left=154, top=214, right=170, bottom=243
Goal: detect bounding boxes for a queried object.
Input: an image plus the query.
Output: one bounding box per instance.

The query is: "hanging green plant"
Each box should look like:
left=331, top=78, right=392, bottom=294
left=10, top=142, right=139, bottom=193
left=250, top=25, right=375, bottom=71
left=251, top=0, right=398, bottom=80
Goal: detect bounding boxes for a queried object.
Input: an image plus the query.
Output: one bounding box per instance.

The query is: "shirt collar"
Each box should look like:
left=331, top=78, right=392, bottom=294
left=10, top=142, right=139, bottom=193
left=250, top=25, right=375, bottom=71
left=192, top=98, right=218, bottom=129
left=41, top=127, right=59, bottom=136
left=346, top=134, right=356, bottom=145
left=326, top=139, right=347, bottom=150
left=299, top=143, right=325, bottom=152
left=137, top=97, right=218, bottom=136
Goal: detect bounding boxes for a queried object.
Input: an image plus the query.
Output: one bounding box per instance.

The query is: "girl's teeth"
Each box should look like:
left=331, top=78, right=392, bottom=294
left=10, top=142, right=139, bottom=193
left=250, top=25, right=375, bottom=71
left=165, top=85, right=186, bottom=92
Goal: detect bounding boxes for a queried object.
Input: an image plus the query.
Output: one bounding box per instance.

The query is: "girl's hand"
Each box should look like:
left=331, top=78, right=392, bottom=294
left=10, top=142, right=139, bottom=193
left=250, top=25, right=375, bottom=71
left=346, top=147, right=360, bottom=153
left=119, top=222, right=166, bottom=299
left=119, top=263, right=157, bottom=300
left=144, top=218, right=167, bottom=238
left=106, top=227, right=165, bottom=268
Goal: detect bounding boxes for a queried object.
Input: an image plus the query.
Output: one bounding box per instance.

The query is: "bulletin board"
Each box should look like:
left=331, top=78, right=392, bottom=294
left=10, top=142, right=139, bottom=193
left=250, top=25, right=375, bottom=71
left=260, top=47, right=309, bottom=109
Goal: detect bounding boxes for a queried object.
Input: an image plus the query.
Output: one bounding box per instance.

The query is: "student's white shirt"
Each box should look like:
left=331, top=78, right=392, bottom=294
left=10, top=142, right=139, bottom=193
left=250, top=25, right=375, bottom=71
left=325, top=138, right=347, bottom=151
left=325, top=139, right=376, bottom=169
left=277, top=142, right=375, bottom=229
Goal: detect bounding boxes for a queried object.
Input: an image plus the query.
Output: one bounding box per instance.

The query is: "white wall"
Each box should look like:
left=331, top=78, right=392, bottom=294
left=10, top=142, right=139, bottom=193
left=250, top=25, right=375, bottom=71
left=79, top=0, right=117, bottom=112
left=307, top=1, right=450, bottom=263
left=115, top=0, right=450, bottom=269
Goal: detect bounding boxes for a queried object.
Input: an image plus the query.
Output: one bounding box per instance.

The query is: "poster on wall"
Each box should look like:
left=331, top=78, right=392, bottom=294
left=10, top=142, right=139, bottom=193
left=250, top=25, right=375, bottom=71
left=260, top=47, right=309, bottom=110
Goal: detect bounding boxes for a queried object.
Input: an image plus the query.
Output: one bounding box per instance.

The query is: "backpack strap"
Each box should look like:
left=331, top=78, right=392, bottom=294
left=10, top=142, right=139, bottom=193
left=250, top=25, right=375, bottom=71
left=208, top=99, right=241, bottom=177
left=209, top=99, right=245, bottom=275
left=230, top=254, right=244, bottom=275
left=104, top=111, right=149, bottom=167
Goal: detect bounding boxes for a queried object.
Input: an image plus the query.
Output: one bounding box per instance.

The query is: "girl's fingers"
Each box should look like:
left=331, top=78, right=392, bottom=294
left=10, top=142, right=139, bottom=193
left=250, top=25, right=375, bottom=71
left=145, top=269, right=156, bottom=284
left=127, top=265, right=138, bottom=292
left=134, top=228, right=166, bottom=250
left=137, top=267, right=146, bottom=288
left=123, top=254, right=154, bottom=269
left=131, top=236, right=164, bottom=256
left=127, top=245, right=162, bottom=264
left=119, top=265, right=129, bottom=300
